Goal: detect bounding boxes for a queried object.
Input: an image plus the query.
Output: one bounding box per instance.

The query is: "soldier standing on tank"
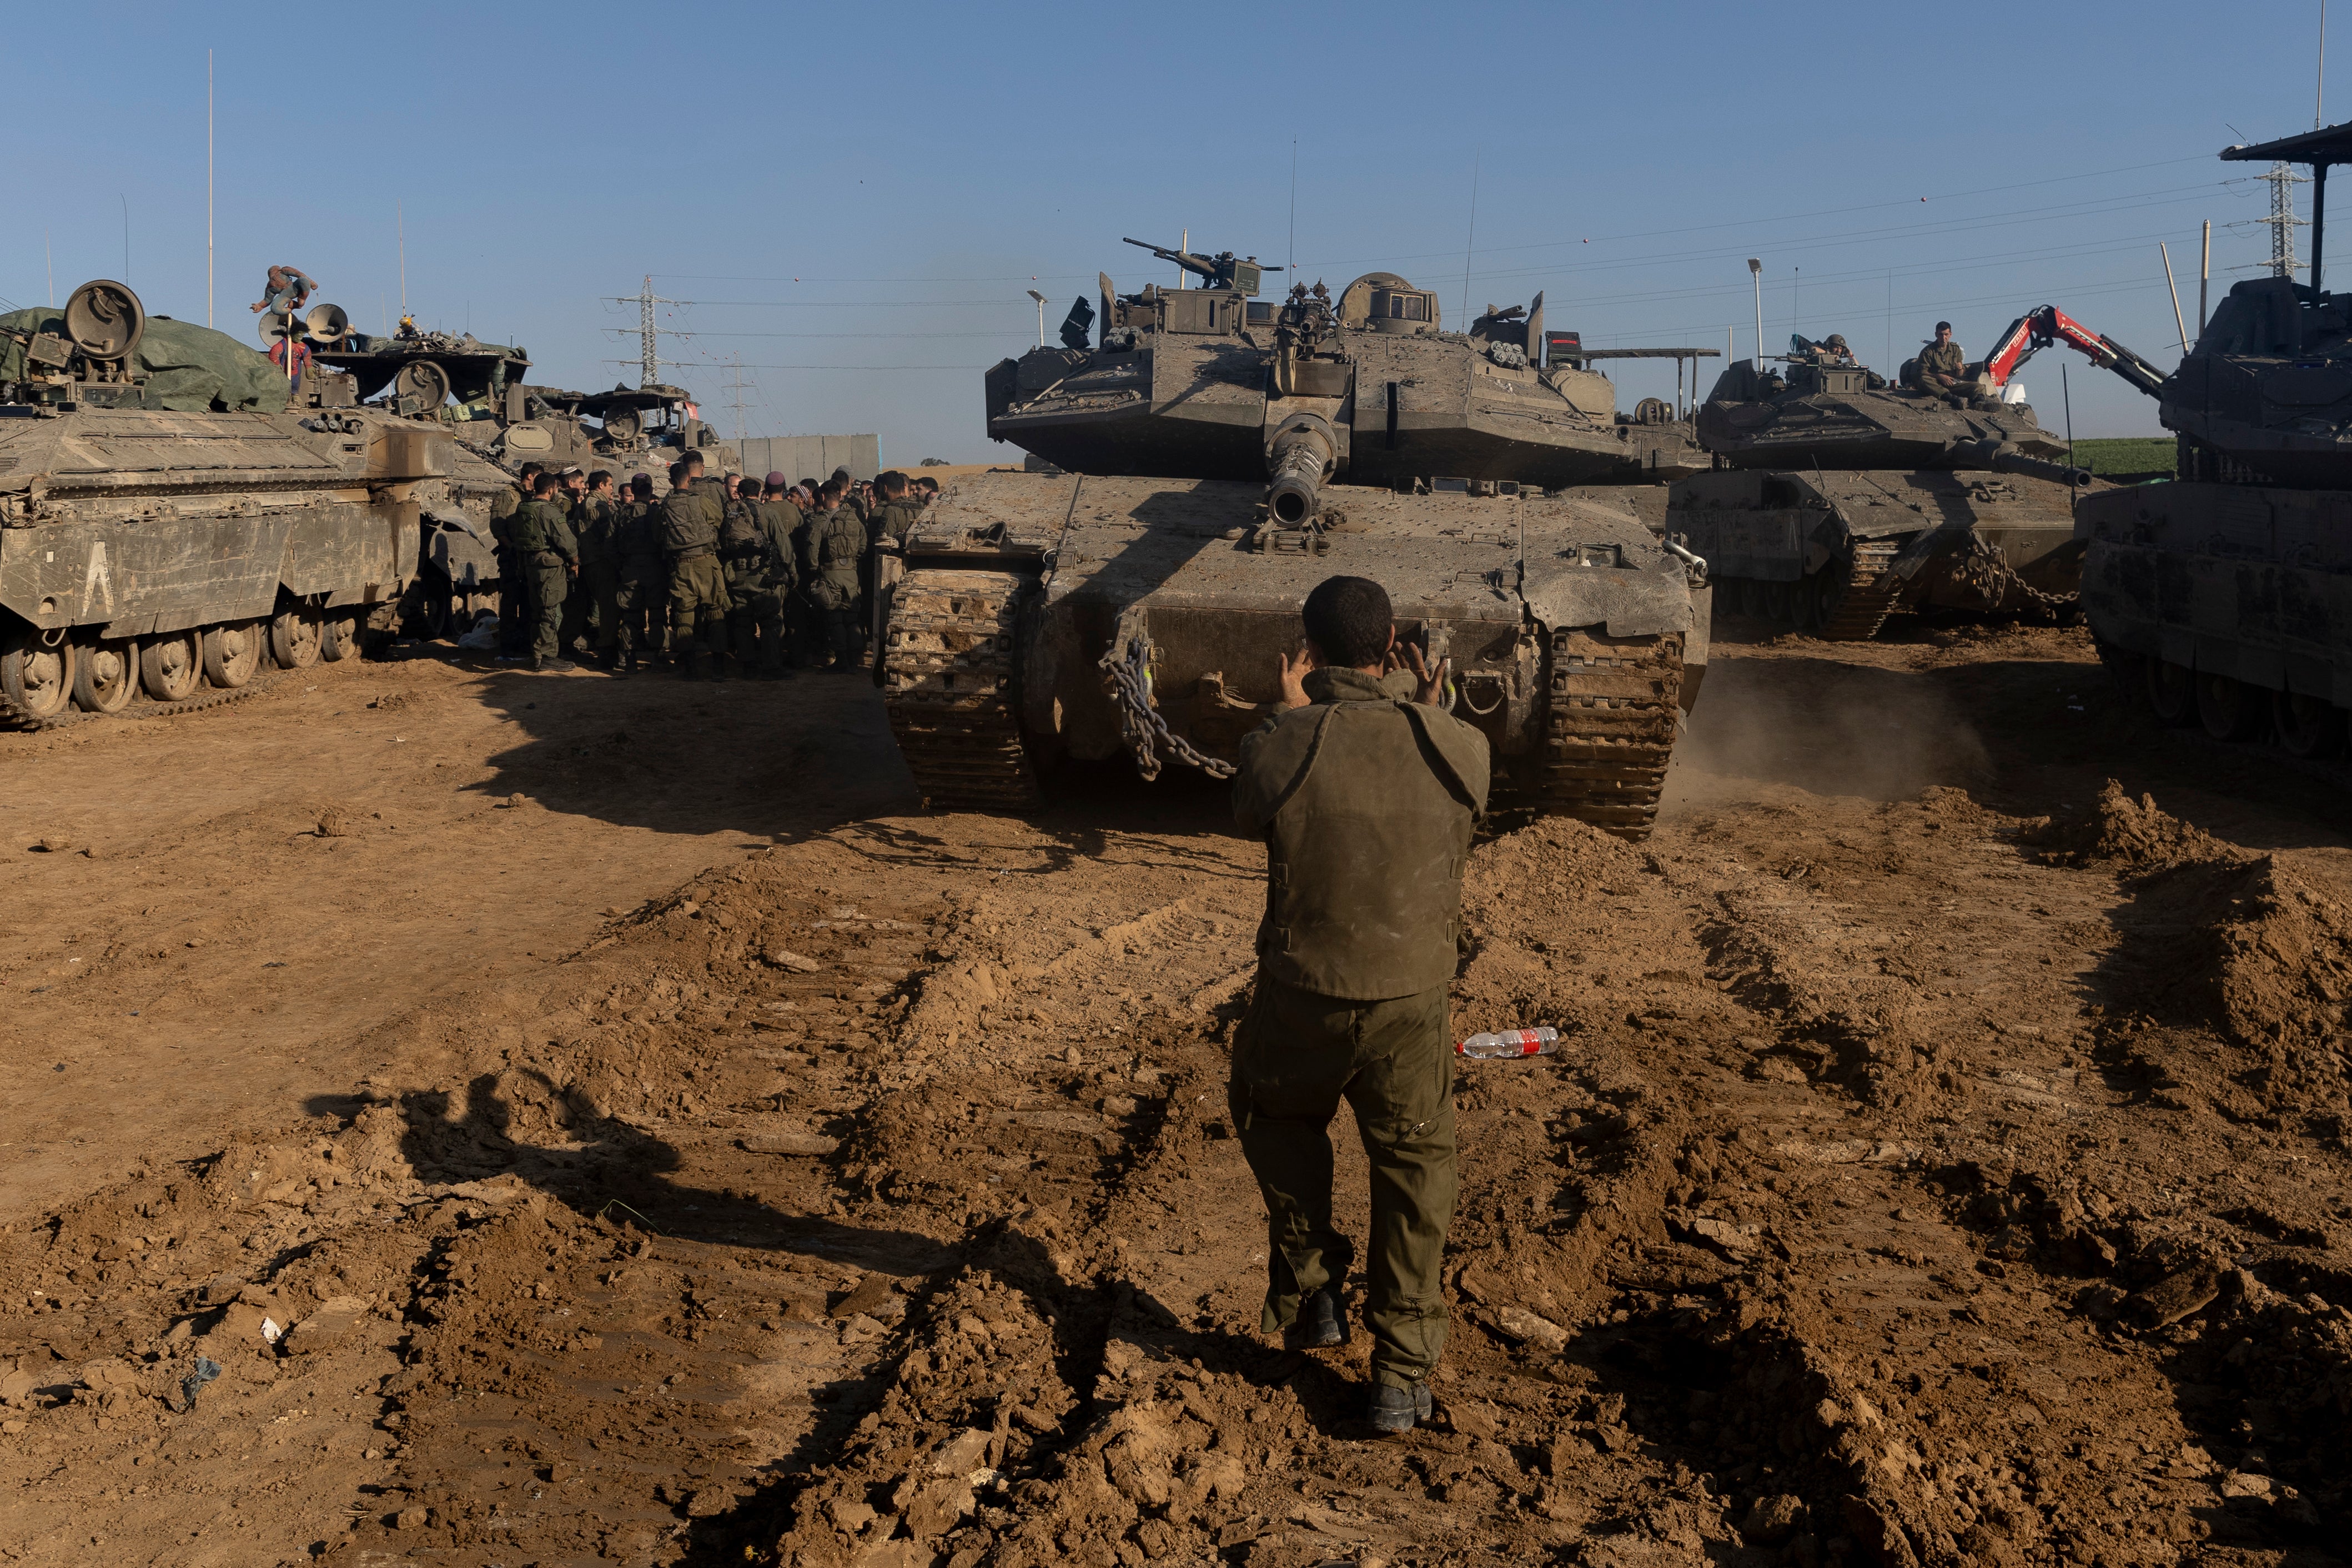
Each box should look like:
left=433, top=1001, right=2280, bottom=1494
left=1910, top=320, right=1973, bottom=405
left=491, top=461, right=544, bottom=660
left=805, top=476, right=868, bottom=671
left=510, top=471, right=579, bottom=672
left=661, top=460, right=731, bottom=680
left=612, top=474, right=669, bottom=675
left=1228, top=575, right=1487, bottom=1436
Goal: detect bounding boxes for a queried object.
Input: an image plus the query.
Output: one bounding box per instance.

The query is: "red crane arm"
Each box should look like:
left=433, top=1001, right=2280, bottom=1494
left=1977, top=306, right=2167, bottom=398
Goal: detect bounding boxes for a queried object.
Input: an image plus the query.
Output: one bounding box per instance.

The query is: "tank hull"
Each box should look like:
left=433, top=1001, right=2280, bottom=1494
left=878, top=471, right=1706, bottom=840
left=1670, top=468, right=2085, bottom=640
left=2077, top=480, right=2352, bottom=739
left=0, top=404, right=445, bottom=723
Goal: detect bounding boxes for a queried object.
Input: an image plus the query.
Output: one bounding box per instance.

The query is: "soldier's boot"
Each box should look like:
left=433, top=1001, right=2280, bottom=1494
left=680, top=647, right=701, bottom=681
left=1365, top=1381, right=1434, bottom=1436
left=706, top=642, right=728, bottom=683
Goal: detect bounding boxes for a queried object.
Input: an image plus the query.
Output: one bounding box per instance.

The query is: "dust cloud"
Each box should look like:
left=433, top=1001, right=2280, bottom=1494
left=1665, top=653, right=1989, bottom=808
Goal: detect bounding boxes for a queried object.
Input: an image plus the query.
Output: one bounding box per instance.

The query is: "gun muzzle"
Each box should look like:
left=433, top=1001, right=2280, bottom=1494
left=1266, top=424, right=1334, bottom=525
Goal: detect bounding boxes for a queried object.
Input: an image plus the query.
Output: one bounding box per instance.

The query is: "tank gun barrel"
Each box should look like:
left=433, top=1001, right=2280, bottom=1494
left=1265, top=421, right=1335, bottom=526
left=1950, top=437, right=2090, bottom=486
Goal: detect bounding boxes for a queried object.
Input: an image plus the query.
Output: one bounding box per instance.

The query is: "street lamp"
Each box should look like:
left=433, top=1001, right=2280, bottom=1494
left=1746, top=258, right=1763, bottom=370
left=1026, top=289, right=1047, bottom=349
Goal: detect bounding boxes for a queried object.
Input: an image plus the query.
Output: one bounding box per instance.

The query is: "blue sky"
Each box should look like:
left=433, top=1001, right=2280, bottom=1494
left=8, top=1, right=2335, bottom=460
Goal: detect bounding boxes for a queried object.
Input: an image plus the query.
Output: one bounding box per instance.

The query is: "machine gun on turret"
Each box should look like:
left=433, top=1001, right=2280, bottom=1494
left=1120, top=238, right=1281, bottom=297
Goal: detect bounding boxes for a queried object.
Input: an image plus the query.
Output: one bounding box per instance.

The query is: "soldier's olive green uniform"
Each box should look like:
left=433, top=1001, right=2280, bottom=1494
left=662, top=486, right=732, bottom=659
left=806, top=504, right=868, bottom=667
left=508, top=497, right=579, bottom=664
left=614, top=500, right=669, bottom=664
left=574, top=494, right=621, bottom=660
left=720, top=496, right=790, bottom=674
left=786, top=500, right=822, bottom=666
left=1229, top=666, right=1490, bottom=1393
left=1911, top=338, right=1971, bottom=403
left=488, top=485, right=527, bottom=655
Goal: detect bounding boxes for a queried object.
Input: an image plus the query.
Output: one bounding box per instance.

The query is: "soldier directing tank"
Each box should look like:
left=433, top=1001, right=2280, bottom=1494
left=878, top=234, right=1714, bottom=842
left=1673, top=308, right=2158, bottom=640
left=2077, top=116, right=2352, bottom=757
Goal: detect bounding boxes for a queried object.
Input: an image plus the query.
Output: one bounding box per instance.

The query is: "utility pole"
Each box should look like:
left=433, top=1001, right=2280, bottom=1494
left=601, top=277, right=696, bottom=388
left=2265, top=161, right=2311, bottom=279
left=722, top=354, right=753, bottom=444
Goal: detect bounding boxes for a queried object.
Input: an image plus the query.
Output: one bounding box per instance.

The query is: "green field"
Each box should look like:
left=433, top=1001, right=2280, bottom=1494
left=2067, top=436, right=2176, bottom=478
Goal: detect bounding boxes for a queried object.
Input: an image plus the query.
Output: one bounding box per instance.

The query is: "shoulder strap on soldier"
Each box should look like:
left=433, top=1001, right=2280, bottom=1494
left=1396, top=701, right=1487, bottom=810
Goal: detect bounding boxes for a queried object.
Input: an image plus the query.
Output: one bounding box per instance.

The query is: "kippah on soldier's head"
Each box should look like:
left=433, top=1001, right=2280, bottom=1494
left=1302, top=575, right=1393, bottom=669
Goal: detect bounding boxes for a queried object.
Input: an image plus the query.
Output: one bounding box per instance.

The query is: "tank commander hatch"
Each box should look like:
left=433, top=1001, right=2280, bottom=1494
left=1228, top=575, right=1490, bottom=1436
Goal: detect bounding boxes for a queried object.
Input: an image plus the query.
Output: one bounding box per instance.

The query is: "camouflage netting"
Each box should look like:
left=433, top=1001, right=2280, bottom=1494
left=0, top=308, right=289, bottom=412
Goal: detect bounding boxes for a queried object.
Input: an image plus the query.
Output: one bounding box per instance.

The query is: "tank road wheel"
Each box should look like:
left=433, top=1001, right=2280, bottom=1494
left=202, top=620, right=264, bottom=688
left=71, top=637, right=139, bottom=715
left=319, top=611, right=359, bottom=664
left=1757, top=580, right=1793, bottom=625
left=2144, top=659, right=2195, bottom=727
left=2274, top=690, right=2347, bottom=759
left=1, top=628, right=78, bottom=721
left=271, top=606, right=323, bottom=670
left=405, top=574, right=453, bottom=642
left=2195, top=672, right=2266, bottom=743
left=139, top=630, right=202, bottom=701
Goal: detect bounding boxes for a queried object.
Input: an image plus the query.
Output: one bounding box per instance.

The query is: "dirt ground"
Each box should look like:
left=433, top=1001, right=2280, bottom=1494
left=6, top=611, right=2352, bottom=1568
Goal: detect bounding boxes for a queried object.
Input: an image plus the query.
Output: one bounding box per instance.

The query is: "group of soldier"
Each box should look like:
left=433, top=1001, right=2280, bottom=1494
left=489, top=455, right=937, bottom=679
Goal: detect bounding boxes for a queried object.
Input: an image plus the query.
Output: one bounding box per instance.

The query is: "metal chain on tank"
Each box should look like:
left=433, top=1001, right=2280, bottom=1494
left=1097, top=630, right=1237, bottom=783
left=1952, top=532, right=2070, bottom=614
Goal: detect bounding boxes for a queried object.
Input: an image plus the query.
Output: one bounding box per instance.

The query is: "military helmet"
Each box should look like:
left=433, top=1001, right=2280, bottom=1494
left=1825, top=334, right=1847, bottom=349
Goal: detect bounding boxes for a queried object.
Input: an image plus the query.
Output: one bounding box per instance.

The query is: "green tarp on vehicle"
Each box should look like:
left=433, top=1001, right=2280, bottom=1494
left=0, top=308, right=290, bottom=412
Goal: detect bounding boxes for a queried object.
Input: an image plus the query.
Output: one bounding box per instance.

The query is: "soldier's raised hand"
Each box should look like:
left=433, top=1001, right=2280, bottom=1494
left=1404, top=643, right=1450, bottom=707
left=1277, top=643, right=1313, bottom=710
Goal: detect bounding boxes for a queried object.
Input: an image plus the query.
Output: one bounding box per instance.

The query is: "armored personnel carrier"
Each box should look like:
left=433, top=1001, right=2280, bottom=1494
left=1673, top=321, right=2157, bottom=639
left=0, top=282, right=447, bottom=724
left=878, top=240, right=1712, bottom=841
left=2077, top=118, right=2352, bottom=753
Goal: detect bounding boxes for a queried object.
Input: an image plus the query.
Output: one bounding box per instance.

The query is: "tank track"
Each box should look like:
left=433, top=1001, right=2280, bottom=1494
left=1816, top=539, right=1907, bottom=641
left=880, top=568, right=1043, bottom=811
left=1535, top=628, right=1685, bottom=840
left=0, top=671, right=283, bottom=735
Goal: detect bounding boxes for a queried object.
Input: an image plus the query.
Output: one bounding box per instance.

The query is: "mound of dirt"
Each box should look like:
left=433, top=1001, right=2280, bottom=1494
left=2024, top=779, right=2230, bottom=869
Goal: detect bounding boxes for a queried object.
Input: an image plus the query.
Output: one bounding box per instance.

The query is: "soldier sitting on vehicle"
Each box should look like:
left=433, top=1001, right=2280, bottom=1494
left=1906, top=320, right=1978, bottom=405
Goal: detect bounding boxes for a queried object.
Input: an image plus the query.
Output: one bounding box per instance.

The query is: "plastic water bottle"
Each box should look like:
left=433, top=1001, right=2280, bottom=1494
left=1455, top=1026, right=1560, bottom=1060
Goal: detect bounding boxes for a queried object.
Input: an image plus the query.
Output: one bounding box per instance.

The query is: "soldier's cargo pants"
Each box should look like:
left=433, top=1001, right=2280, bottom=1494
left=668, top=552, right=732, bottom=655
left=807, top=575, right=863, bottom=667
left=583, top=561, right=623, bottom=655
left=1227, top=974, right=1456, bottom=1390
left=526, top=551, right=570, bottom=663
left=615, top=572, right=665, bottom=658
left=726, top=584, right=788, bottom=672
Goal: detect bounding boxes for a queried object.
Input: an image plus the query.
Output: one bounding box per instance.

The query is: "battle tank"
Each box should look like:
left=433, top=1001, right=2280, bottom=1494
left=988, top=238, right=1711, bottom=492
left=0, top=282, right=446, bottom=724
left=2075, top=118, right=2352, bottom=754
left=1670, top=326, right=2155, bottom=638
left=876, top=242, right=1713, bottom=841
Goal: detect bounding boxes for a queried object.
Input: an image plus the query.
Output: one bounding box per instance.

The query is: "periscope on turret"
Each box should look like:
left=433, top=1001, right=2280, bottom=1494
left=873, top=238, right=1724, bottom=841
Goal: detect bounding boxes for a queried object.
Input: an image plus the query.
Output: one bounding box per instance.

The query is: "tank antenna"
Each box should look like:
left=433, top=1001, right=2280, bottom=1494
left=1460, top=150, right=1481, bottom=330
left=207, top=48, right=214, bottom=328
left=1288, top=138, right=1298, bottom=280
left=2320, top=0, right=2328, bottom=129
left=398, top=201, right=406, bottom=316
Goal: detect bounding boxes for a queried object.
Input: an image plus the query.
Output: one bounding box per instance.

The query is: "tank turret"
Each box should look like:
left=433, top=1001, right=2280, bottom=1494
left=985, top=238, right=1715, bottom=501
